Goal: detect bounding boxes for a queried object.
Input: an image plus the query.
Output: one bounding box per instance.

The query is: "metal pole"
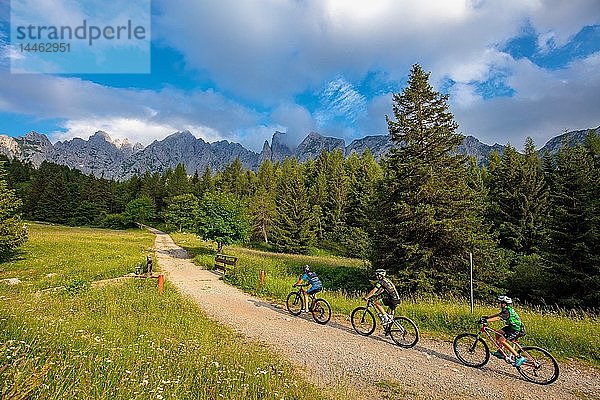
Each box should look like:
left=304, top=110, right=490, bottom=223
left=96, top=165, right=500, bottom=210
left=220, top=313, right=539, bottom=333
left=469, top=252, right=474, bottom=313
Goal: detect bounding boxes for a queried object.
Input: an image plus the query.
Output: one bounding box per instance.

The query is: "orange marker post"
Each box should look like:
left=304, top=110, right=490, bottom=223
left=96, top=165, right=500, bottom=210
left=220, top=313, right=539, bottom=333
left=259, top=270, right=265, bottom=286
left=158, top=274, right=164, bottom=294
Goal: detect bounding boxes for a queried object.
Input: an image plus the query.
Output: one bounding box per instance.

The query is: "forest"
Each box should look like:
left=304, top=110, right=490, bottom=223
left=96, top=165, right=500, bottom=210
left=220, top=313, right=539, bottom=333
left=1, top=65, right=598, bottom=309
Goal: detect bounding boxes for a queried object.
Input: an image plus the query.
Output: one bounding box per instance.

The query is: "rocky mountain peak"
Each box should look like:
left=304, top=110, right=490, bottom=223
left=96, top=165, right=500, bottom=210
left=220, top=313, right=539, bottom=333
left=90, top=130, right=112, bottom=143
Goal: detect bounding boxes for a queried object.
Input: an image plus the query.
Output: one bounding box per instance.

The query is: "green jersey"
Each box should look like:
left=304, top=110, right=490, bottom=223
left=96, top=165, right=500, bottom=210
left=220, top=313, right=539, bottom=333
left=499, top=306, right=523, bottom=331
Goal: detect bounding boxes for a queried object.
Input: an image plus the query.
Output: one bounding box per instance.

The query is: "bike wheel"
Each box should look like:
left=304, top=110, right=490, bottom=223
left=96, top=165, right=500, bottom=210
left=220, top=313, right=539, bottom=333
left=389, top=316, right=419, bottom=348
left=286, top=292, right=303, bottom=316
left=351, top=307, right=376, bottom=336
left=311, top=298, right=331, bottom=325
left=516, top=346, right=559, bottom=385
left=453, top=333, right=490, bottom=368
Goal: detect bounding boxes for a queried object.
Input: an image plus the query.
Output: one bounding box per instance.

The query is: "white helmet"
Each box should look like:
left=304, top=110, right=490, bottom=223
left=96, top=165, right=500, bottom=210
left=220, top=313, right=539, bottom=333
left=496, top=295, right=512, bottom=304
left=375, top=269, right=386, bottom=279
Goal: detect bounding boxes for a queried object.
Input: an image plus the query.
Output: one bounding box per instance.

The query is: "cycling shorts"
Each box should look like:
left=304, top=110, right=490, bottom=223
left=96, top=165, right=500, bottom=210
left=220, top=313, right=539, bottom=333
left=382, top=296, right=400, bottom=310
left=307, top=286, right=322, bottom=295
left=501, top=326, right=525, bottom=341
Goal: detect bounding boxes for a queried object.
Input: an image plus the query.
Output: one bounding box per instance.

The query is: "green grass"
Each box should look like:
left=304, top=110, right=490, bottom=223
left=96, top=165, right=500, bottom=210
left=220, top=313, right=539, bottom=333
left=171, top=233, right=600, bottom=368
left=0, top=223, right=330, bottom=400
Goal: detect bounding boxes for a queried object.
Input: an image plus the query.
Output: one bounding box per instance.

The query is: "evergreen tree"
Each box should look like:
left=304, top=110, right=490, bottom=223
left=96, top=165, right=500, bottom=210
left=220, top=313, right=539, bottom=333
left=544, top=143, right=600, bottom=307
left=487, top=141, right=547, bottom=255
left=248, top=186, right=276, bottom=243
left=165, top=163, right=190, bottom=199
left=271, top=158, right=315, bottom=254
left=0, top=163, right=28, bottom=260
left=197, top=166, right=215, bottom=197
left=221, top=158, right=245, bottom=197
left=373, top=64, right=499, bottom=296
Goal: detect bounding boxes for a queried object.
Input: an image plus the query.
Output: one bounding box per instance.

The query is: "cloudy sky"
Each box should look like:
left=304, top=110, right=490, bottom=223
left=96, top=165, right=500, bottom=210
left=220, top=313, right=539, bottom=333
left=1, top=0, right=599, bottom=151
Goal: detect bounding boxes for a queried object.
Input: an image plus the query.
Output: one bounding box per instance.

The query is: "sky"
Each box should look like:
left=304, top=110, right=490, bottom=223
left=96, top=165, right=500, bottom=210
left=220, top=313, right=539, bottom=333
left=0, top=0, right=599, bottom=152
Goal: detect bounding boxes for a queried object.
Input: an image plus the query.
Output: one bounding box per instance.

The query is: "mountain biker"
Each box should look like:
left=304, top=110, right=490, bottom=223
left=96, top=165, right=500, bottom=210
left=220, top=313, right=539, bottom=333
left=293, top=265, right=323, bottom=313
left=364, top=269, right=400, bottom=326
left=482, top=295, right=527, bottom=367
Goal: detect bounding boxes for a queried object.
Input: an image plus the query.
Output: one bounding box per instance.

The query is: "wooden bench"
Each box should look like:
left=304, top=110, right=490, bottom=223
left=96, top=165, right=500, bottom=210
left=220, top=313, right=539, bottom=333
left=214, top=254, right=238, bottom=274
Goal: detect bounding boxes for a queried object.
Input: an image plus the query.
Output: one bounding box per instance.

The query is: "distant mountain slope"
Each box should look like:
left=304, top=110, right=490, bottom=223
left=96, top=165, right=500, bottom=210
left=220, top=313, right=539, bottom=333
left=0, top=125, right=596, bottom=179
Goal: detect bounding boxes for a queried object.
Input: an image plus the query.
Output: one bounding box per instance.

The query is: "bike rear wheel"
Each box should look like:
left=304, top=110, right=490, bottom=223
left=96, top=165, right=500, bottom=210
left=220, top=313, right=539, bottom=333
left=286, top=292, right=303, bottom=316
left=453, top=333, right=490, bottom=367
left=311, top=298, right=331, bottom=324
left=389, top=316, right=419, bottom=348
left=516, top=346, right=559, bottom=385
left=351, top=307, right=375, bottom=336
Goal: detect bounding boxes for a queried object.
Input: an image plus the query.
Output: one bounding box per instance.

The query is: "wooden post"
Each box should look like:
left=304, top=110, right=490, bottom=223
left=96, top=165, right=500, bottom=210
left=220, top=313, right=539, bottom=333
left=158, top=274, right=164, bottom=295
left=259, top=270, right=265, bottom=286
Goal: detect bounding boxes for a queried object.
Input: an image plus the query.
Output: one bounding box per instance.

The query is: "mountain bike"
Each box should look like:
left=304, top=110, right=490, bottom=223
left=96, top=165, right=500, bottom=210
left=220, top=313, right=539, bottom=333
left=453, top=318, right=559, bottom=385
left=350, top=297, right=419, bottom=348
left=286, top=284, right=331, bottom=324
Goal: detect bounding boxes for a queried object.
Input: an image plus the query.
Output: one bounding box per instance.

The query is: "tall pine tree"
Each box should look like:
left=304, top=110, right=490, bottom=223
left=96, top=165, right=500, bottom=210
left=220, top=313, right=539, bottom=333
left=271, top=158, right=315, bottom=254
left=373, top=64, right=499, bottom=296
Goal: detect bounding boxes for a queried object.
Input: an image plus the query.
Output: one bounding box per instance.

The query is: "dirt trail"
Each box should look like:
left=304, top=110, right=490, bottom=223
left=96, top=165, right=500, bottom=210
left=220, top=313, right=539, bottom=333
left=150, top=228, right=600, bottom=400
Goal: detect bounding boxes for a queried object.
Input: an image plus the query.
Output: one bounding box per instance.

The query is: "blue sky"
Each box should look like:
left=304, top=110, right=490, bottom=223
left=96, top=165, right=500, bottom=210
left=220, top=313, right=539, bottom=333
left=1, top=0, right=599, bottom=152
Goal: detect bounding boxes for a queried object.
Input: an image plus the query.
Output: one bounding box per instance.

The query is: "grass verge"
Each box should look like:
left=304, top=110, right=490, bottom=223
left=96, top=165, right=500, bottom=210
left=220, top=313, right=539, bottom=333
left=0, top=223, right=330, bottom=400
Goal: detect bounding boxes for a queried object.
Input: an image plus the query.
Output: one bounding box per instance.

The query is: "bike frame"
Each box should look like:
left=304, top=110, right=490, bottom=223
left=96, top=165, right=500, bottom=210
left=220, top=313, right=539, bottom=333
left=293, top=284, right=318, bottom=310
left=476, top=321, right=525, bottom=359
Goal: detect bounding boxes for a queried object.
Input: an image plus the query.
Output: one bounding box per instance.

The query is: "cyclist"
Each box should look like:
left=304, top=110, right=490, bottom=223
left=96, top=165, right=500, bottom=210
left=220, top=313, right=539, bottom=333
left=293, top=265, right=323, bottom=313
left=364, top=269, right=400, bottom=326
left=483, top=295, right=527, bottom=367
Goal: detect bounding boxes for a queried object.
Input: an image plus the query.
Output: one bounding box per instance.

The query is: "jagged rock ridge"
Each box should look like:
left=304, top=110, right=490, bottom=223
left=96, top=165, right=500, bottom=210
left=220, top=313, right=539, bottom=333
left=1, top=126, right=596, bottom=180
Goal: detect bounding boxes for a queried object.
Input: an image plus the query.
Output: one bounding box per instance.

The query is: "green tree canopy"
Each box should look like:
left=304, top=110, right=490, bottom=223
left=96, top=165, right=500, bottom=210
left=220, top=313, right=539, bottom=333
left=196, top=192, right=249, bottom=252
left=124, top=195, right=156, bottom=225
left=164, top=193, right=199, bottom=232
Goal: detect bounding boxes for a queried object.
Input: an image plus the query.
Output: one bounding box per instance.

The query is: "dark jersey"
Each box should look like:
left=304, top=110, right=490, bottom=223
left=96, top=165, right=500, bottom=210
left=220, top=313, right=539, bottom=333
left=374, top=277, right=399, bottom=301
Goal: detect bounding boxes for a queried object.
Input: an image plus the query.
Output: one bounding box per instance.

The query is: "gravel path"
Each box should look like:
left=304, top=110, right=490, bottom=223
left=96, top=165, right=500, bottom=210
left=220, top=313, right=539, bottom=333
left=151, top=228, right=600, bottom=400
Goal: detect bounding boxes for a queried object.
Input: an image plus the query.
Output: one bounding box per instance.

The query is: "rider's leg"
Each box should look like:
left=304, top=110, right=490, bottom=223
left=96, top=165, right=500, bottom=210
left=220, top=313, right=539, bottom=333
left=499, top=329, right=520, bottom=357
left=302, top=292, right=309, bottom=311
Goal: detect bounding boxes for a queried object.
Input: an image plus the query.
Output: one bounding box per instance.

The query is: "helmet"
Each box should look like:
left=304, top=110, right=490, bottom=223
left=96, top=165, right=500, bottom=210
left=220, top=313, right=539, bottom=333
left=496, top=295, right=512, bottom=304
left=375, top=269, right=386, bottom=279
left=303, top=265, right=310, bottom=273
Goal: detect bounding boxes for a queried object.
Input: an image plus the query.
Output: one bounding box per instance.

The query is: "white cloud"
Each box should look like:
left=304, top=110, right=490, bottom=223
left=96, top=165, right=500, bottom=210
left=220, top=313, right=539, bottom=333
left=50, top=118, right=222, bottom=146
left=452, top=53, right=600, bottom=148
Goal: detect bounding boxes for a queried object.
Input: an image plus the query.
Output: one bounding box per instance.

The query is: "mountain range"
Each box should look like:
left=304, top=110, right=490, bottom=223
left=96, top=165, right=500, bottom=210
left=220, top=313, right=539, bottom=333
left=0, top=126, right=597, bottom=180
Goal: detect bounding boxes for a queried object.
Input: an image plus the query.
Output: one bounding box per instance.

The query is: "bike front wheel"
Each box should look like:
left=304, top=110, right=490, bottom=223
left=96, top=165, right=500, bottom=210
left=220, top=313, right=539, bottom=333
left=389, top=316, right=419, bottom=348
left=286, top=292, right=303, bottom=316
left=453, top=333, right=490, bottom=367
left=516, top=346, right=559, bottom=385
left=311, top=298, right=331, bottom=325
left=351, top=307, right=376, bottom=336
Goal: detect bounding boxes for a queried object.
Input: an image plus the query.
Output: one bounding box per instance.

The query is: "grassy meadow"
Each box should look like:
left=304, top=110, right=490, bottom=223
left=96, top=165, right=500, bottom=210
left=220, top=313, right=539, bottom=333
left=171, top=232, right=600, bottom=368
left=0, top=224, right=330, bottom=400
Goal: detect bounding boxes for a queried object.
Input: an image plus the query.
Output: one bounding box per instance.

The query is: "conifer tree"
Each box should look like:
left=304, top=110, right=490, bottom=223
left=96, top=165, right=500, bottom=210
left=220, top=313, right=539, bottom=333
left=271, top=158, right=315, bottom=254
left=0, top=163, right=28, bottom=260
left=373, top=64, right=499, bottom=296
left=165, top=163, right=190, bottom=199
left=544, top=143, right=599, bottom=307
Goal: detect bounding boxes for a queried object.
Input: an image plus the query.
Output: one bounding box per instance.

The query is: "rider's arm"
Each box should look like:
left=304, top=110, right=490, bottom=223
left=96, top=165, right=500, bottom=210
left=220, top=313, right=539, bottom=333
left=293, top=276, right=304, bottom=286
left=485, top=315, right=501, bottom=322
left=364, top=286, right=379, bottom=299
